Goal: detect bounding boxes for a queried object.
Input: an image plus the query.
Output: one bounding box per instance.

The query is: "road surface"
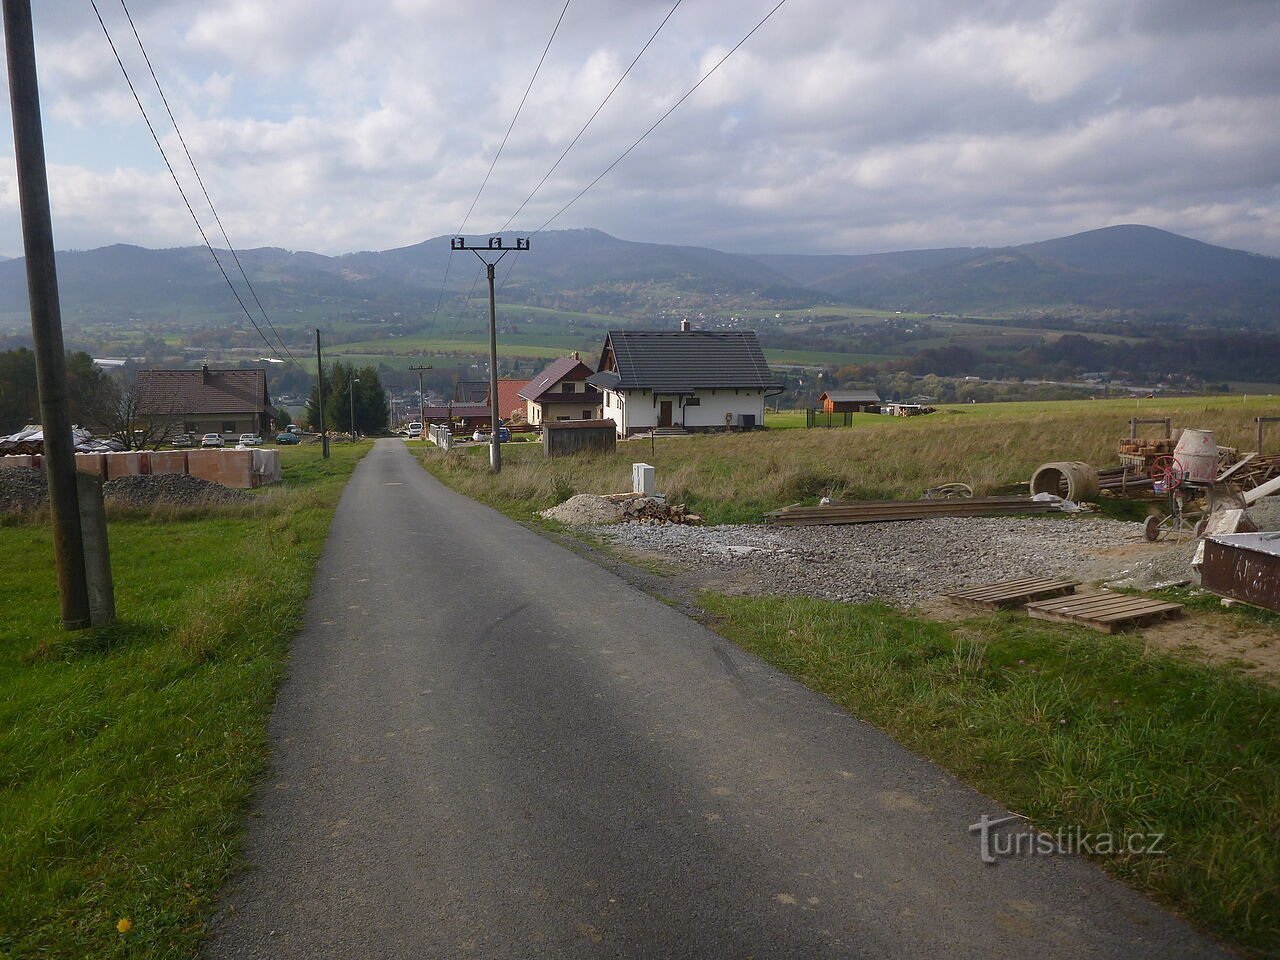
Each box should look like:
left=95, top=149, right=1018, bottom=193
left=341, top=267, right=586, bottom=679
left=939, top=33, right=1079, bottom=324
left=207, top=439, right=1226, bottom=958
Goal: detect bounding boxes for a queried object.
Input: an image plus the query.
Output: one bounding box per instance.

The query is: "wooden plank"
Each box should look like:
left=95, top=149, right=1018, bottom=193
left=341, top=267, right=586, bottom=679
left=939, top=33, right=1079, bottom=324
left=946, top=577, right=1079, bottom=610
left=1025, top=590, right=1183, bottom=633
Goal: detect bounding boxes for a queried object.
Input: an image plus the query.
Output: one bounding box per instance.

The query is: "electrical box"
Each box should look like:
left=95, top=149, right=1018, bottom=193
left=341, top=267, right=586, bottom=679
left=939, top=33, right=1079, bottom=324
left=632, top=462, right=655, bottom=496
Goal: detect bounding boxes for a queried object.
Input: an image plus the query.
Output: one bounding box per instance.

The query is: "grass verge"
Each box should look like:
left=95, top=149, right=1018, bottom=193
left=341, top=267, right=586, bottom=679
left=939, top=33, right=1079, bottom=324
left=422, top=394, right=1280, bottom=524
left=0, top=442, right=369, bottom=958
left=697, top=592, right=1279, bottom=955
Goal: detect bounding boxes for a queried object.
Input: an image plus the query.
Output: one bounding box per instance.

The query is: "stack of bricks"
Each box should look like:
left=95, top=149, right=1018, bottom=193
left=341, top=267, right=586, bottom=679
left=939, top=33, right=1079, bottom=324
left=187, top=449, right=258, bottom=488
left=1117, top=436, right=1176, bottom=457
left=1, top=454, right=40, bottom=470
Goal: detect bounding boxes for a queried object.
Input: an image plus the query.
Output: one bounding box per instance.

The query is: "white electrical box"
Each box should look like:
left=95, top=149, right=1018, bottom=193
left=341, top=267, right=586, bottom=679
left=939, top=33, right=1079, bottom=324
left=632, top=462, right=655, bottom=496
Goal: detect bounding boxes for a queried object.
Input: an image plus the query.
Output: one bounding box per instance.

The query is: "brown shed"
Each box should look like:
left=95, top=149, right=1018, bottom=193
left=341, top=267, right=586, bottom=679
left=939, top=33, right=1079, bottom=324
left=818, top=390, right=881, bottom=413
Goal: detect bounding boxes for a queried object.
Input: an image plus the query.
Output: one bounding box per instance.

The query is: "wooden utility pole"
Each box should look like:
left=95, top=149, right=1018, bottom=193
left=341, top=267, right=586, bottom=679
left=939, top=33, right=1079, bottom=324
left=4, top=0, right=96, bottom=629
left=450, top=237, right=529, bottom=472
left=315, top=329, right=329, bottom=459
left=408, top=364, right=432, bottom=428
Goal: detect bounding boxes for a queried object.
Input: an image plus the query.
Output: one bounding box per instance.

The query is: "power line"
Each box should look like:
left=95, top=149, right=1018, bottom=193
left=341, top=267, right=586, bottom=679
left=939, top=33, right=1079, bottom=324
left=114, top=0, right=297, bottom=365
left=431, top=0, right=572, bottom=324
left=497, top=0, right=683, bottom=234
left=499, top=0, right=788, bottom=292
left=88, top=0, right=292, bottom=366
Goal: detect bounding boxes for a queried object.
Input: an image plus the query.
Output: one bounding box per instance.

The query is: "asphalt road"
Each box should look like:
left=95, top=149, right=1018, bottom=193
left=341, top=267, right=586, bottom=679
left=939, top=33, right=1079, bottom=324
left=206, top=439, right=1227, bottom=959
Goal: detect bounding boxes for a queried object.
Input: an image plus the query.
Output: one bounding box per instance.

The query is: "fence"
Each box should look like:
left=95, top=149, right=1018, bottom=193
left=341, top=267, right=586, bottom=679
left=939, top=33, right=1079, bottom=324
left=428, top=424, right=453, bottom=450
left=805, top=409, right=855, bottom=429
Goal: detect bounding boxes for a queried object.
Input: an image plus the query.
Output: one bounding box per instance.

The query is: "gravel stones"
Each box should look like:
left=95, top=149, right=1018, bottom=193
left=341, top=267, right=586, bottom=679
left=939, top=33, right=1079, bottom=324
left=0, top=467, right=48, bottom=514
left=0, top=467, right=250, bottom=516
left=594, top=515, right=1153, bottom=606
left=103, top=474, right=252, bottom=508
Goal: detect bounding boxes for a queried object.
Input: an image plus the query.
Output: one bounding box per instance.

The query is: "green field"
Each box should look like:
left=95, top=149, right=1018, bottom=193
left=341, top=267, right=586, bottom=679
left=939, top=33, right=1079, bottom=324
left=0, top=443, right=368, bottom=958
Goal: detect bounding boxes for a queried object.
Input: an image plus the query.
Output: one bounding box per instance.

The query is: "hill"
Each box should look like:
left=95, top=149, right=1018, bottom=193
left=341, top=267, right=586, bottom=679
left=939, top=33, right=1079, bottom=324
left=0, top=224, right=1275, bottom=329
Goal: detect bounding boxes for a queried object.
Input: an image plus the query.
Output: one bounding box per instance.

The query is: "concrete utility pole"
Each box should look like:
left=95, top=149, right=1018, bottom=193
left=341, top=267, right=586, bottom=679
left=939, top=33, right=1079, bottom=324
left=5, top=0, right=103, bottom=629
left=408, top=364, right=433, bottom=427
left=315, top=329, right=329, bottom=459
left=450, top=236, right=529, bottom=472
left=348, top=377, right=360, bottom=441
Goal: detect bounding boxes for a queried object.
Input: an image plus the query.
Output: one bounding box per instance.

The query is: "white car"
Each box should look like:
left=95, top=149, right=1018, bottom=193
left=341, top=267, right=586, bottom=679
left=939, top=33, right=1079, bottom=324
left=406, top=421, right=423, bottom=439
left=238, top=433, right=263, bottom=446
left=200, top=433, right=224, bottom=448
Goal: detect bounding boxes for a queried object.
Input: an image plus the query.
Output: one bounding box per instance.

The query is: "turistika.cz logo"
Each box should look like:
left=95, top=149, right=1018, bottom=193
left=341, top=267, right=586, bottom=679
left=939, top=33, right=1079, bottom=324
left=969, top=813, right=1166, bottom=864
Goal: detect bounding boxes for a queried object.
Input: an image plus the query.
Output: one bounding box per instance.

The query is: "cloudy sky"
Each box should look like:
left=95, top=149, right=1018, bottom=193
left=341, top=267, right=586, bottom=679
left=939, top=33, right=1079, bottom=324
left=1, top=0, right=1278, bottom=258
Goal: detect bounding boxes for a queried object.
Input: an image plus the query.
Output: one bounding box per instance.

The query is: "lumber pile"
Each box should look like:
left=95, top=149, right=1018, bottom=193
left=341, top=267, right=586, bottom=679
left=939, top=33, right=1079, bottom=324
left=765, top=496, right=1058, bottom=526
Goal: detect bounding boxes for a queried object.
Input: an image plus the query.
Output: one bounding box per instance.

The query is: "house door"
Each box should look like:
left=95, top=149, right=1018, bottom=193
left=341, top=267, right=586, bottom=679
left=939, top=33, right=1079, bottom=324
left=658, top=400, right=673, bottom=427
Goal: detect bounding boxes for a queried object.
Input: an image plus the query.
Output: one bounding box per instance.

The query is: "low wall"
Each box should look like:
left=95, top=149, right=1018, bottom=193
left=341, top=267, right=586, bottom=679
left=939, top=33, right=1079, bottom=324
left=12, top=448, right=279, bottom=488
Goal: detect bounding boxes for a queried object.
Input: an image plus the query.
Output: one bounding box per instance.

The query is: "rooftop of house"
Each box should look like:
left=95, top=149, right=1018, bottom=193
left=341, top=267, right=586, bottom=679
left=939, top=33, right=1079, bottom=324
left=587, top=330, right=779, bottom=395
left=820, top=390, right=882, bottom=403
left=518, top=356, right=595, bottom=403
left=135, top=366, right=268, bottom=415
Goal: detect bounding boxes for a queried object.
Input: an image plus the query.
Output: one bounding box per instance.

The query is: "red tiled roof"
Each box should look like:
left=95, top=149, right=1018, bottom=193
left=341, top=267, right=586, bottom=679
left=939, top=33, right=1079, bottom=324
left=496, top=379, right=530, bottom=418
left=136, top=367, right=268, bottom=415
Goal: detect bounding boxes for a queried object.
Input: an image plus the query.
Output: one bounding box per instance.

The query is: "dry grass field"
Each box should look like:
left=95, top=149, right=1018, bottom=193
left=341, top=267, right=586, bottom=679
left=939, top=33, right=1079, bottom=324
left=425, top=394, right=1280, bottom=523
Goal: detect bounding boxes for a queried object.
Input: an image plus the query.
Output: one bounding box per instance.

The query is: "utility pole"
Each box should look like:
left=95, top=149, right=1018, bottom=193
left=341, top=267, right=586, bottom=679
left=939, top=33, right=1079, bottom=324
left=315, top=329, right=329, bottom=459
left=348, top=377, right=360, bottom=441
left=4, top=0, right=95, bottom=629
left=408, top=364, right=432, bottom=428
left=450, top=236, right=529, bottom=472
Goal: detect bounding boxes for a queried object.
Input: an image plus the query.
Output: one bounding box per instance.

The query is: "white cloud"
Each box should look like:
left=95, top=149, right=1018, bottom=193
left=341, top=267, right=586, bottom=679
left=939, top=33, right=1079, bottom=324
left=0, top=0, right=1274, bottom=258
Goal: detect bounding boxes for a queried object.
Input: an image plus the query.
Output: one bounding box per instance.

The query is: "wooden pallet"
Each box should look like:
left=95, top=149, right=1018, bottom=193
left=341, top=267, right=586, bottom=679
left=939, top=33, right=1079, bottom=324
left=1024, top=591, right=1184, bottom=633
left=945, top=577, right=1080, bottom=610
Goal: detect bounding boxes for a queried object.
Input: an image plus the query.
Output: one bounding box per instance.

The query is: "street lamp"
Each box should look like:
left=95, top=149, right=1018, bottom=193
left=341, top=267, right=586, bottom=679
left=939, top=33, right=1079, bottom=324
left=347, top=377, right=360, bottom=442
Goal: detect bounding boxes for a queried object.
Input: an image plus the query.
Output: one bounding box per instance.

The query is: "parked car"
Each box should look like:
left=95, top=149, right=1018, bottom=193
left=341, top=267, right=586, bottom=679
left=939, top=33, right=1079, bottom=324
left=170, top=433, right=195, bottom=448
left=238, top=433, right=263, bottom=446
left=406, top=421, right=423, bottom=439
left=275, top=432, right=301, bottom=445
left=200, top=433, right=224, bottom=448
left=472, top=427, right=511, bottom=443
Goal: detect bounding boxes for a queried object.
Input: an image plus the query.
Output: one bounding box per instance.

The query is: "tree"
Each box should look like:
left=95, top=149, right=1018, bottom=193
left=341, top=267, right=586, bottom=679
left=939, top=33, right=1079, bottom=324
left=0, top=348, right=118, bottom=434
left=306, top=362, right=389, bottom=436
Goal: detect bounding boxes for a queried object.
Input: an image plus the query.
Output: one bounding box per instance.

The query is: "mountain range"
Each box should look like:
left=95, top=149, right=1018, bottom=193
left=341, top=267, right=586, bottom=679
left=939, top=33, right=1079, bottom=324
left=0, top=224, right=1276, bottom=328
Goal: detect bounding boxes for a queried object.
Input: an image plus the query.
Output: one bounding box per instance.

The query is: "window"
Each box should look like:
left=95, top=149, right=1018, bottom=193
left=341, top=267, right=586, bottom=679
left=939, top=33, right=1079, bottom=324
left=556, top=415, right=570, bottom=421
left=561, top=382, right=576, bottom=393
left=582, top=410, right=592, bottom=420
left=222, top=421, right=236, bottom=433
left=685, top=398, right=701, bottom=406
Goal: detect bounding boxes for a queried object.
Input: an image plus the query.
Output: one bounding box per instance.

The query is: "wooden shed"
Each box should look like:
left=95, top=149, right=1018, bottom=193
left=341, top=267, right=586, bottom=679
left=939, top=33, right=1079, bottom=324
left=818, top=390, right=881, bottom=413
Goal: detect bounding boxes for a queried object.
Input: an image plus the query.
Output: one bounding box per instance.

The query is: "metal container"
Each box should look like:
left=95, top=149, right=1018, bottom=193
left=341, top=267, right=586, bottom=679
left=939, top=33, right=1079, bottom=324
left=1173, top=428, right=1218, bottom=485
left=1201, top=533, right=1280, bottom=613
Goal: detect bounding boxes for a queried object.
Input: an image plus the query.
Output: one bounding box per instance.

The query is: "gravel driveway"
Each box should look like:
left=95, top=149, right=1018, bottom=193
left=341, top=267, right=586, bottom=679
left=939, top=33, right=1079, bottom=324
left=594, top=515, right=1170, bottom=606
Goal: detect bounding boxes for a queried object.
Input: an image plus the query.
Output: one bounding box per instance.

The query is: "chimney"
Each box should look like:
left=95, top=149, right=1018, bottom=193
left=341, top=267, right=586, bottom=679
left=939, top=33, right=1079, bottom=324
left=201, top=362, right=210, bottom=383
left=680, top=319, right=690, bottom=332
left=572, top=351, right=580, bottom=361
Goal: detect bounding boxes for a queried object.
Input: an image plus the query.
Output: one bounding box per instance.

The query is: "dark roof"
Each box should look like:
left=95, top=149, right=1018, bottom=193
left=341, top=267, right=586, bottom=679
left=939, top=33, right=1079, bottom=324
left=518, top=357, right=595, bottom=403
left=542, top=418, right=616, bottom=431
left=421, top=403, right=492, bottom=419
left=136, top=367, right=268, bottom=415
left=533, top=389, right=600, bottom=405
left=588, top=331, right=779, bottom=394
left=820, top=390, right=881, bottom=404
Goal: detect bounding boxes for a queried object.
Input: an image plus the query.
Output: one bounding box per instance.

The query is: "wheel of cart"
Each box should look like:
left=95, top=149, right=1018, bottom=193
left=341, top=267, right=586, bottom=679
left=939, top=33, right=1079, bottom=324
left=1144, top=456, right=1197, bottom=542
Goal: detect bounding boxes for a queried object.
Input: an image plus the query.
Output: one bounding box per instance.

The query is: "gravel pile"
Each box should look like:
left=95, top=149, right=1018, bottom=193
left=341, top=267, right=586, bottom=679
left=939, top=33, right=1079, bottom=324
left=594, top=515, right=1151, bottom=606
left=104, top=474, right=251, bottom=508
left=0, top=466, right=48, bottom=513
left=541, top=494, right=626, bottom=526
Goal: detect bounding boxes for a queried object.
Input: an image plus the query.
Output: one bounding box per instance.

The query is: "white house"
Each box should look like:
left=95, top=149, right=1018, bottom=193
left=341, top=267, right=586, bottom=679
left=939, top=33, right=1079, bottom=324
left=586, top=328, right=780, bottom=437
left=517, top=354, right=600, bottom=426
